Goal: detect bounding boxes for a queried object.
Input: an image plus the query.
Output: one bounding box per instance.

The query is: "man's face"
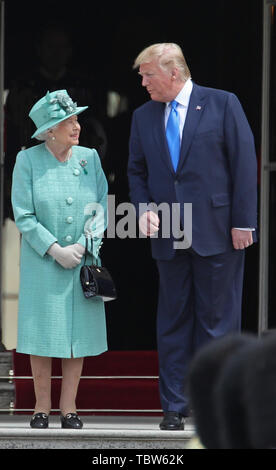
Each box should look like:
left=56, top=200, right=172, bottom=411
left=138, top=60, right=175, bottom=102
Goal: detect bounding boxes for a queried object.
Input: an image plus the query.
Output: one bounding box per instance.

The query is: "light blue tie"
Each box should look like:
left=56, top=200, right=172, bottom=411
left=166, top=100, right=180, bottom=171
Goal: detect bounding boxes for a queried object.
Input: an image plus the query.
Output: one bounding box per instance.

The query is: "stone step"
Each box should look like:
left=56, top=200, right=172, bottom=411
left=0, top=415, right=195, bottom=449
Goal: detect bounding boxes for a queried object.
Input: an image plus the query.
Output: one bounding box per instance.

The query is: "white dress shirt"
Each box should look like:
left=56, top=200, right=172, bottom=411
left=164, top=78, right=193, bottom=141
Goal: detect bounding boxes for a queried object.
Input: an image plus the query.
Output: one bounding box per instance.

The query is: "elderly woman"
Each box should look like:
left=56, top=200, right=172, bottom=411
left=11, top=90, right=108, bottom=429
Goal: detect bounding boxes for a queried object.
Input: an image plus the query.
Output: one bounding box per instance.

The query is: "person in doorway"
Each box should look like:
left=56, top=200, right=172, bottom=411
left=127, top=43, right=257, bottom=430
left=11, top=90, right=108, bottom=429
left=5, top=21, right=107, bottom=221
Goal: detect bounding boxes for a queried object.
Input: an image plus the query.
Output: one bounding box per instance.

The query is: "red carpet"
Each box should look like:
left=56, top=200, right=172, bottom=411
left=12, top=350, right=162, bottom=415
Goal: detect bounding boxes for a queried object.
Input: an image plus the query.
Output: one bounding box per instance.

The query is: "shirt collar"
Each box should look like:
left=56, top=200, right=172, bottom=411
left=166, top=79, right=193, bottom=108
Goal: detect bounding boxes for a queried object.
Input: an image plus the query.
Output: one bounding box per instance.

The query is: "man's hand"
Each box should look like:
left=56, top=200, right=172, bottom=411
left=139, top=211, right=160, bottom=237
left=231, top=228, right=253, bottom=250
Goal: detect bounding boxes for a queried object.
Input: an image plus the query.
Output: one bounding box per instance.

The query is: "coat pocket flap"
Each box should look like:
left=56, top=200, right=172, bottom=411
left=211, top=193, right=231, bottom=207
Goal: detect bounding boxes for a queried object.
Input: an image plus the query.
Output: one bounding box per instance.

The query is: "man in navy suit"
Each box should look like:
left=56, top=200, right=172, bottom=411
left=127, top=43, right=257, bottom=430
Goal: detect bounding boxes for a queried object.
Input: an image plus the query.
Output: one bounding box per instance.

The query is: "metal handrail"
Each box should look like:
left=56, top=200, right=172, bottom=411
left=0, top=372, right=160, bottom=413
left=0, top=408, right=163, bottom=413
left=0, top=375, right=159, bottom=380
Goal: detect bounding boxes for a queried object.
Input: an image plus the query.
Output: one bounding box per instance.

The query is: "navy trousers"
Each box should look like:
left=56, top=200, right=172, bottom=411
left=156, top=248, right=245, bottom=417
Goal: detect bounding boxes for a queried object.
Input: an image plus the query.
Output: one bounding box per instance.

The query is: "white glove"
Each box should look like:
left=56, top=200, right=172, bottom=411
left=47, top=243, right=85, bottom=269
left=139, top=211, right=160, bottom=237
left=73, top=243, right=85, bottom=256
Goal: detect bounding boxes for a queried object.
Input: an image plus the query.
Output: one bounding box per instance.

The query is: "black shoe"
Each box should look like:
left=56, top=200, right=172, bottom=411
left=159, top=412, right=185, bottom=430
left=60, top=413, right=83, bottom=429
left=30, top=412, right=49, bottom=429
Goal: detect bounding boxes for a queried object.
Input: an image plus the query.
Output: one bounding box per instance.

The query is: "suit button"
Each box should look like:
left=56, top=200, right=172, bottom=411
left=66, top=197, right=73, bottom=205
left=175, top=180, right=179, bottom=185
left=66, top=216, right=73, bottom=223
left=73, top=169, right=80, bottom=176
left=65, top=235, right=72, bottom=242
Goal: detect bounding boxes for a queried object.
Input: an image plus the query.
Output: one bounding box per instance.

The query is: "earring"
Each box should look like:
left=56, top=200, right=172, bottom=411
left=51, top=136, right=56, bottom=141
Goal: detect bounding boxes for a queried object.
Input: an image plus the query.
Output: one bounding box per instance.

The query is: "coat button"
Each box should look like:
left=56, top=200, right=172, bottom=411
left=65, top=235, right=72, bottom=242
left=66, top=197, right=73, bottom=205
left=73, top=169, right=80, bottom=176
left=66, top=216, right=73, bottom=223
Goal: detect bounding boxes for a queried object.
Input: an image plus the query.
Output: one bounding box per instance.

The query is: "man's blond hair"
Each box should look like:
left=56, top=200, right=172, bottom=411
left=133, top=43, right=191, bottom=82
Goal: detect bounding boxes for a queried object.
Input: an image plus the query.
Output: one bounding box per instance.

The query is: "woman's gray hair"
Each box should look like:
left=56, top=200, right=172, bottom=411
left=133, top=43, right=191, bottom=82
left=35, top=124, right=59, bottom=141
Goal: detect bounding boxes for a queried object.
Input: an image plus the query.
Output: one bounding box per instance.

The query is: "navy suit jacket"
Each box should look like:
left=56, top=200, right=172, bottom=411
left=128, top=83, right=258, bottom=259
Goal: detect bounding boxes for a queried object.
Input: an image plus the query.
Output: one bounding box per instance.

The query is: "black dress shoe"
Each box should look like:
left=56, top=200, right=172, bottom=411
left=60, top=413, right=83, bottom=429
left=159, top=412, right=185, bottom=430
left=30, top=412, right=49, bottom=429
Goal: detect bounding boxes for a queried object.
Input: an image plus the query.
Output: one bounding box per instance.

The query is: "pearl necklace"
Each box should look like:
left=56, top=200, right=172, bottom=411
left=45, top=144, right=72, bottom=163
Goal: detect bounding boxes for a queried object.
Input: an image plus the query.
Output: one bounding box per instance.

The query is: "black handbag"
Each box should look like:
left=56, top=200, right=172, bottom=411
left=80, top=238, right=117, bottom=302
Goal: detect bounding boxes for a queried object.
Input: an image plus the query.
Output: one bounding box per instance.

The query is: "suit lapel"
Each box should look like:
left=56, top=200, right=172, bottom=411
left=177, top=84, right=207, bottom=173
left=153, top=102, right=175, bottom=175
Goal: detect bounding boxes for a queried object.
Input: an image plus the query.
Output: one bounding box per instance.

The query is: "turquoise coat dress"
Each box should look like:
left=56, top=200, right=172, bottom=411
left=11, top=143, right=108, bottom=358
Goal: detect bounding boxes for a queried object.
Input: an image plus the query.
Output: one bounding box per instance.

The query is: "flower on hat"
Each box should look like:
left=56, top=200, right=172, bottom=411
left=45, top=91, right=77, bottom=119
left=55, top=92, right=77, bottom=113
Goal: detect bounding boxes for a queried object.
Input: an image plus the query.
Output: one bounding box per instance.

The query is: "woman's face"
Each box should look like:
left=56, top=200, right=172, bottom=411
left=51, top=115, right=81, bottom=147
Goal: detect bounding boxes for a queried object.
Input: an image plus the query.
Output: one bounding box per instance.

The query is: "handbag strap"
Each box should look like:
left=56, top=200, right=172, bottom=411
left=84, top=237, right=87, bottom=265
left=84, top=236, right=100, bottom=266
left=84, top=236, right=91, bottom=265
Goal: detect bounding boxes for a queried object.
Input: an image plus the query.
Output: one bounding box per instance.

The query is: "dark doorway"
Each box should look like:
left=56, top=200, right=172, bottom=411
left=3, top=0, right=262, bottom=350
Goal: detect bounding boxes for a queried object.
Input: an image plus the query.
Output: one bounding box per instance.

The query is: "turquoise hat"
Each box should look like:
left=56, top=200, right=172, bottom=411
left=29, top=89, right=88, bottom=138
